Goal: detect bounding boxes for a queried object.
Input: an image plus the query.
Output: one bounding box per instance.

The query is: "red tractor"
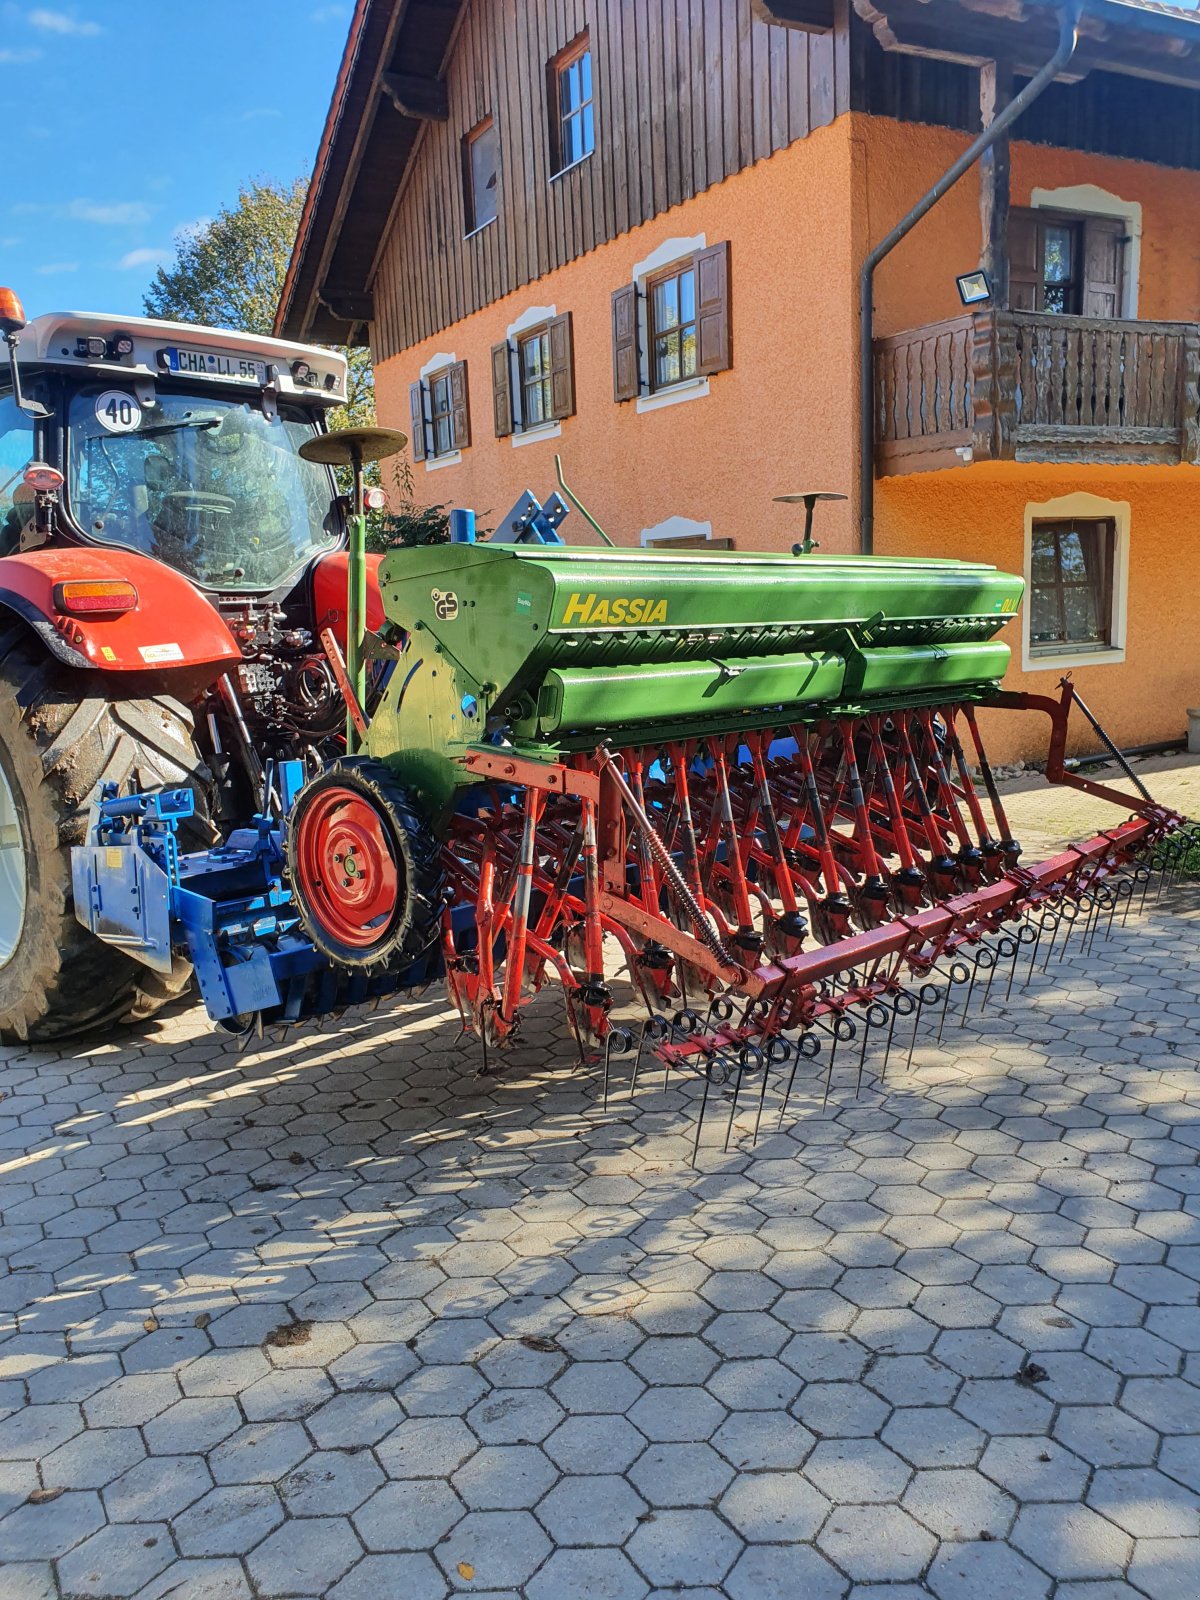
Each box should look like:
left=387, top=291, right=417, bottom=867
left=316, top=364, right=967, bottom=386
left=0, top=287, right=386, bottom=1041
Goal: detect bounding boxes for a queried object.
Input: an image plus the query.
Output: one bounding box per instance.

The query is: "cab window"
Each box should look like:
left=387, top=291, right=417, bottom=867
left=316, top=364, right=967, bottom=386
left=0, top=393, right=35, bottom=556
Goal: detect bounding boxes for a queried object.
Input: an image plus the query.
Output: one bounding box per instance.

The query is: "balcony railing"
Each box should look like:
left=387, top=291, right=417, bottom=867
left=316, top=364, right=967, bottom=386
left=874, top=310, right=1200, bottom=474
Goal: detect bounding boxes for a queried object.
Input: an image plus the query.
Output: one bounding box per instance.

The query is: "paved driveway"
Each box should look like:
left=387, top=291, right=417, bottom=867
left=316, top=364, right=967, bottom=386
left=1, top=881, right=1198, bottom=1600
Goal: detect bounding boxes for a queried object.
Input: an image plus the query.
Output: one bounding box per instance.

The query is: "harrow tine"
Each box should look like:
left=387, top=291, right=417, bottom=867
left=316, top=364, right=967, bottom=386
left=756, top=1039, right=790, bottom=1144
left=881, top=991, right=915, bottom=1080
left=777, top=1032, right=821, bottom=1130
left=906, top=984, right=939, bottom=1073
left=630, top=1015, right=670, bottom=1100
left=725, top=1047, right=764, bottom=1153
left=602, top=1026, right=635, bottom=1113
left=936, top=962, right=971, bottom=1043
left=820, top=1014, right=855, bottom=1110
left=1006, top=923, right=1035, bottom=1001
left=691, top=1060, right=715, bottom=1167
left=1039, top=909, right=1063, bottom=974
left=856, top=1003, right=891, bottom=1096
left=1021, top=913, right=1048, bottom=989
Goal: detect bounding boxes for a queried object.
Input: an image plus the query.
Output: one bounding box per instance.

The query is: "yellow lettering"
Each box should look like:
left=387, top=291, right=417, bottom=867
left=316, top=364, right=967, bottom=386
left=591, top=599, right=611, bottom=625
left=610, top=598, right=628, bottom=624
left=646, top=600, right=668, bottom=625
left=627, top=598, right=645, bottom=624
left=562, top=592, right=594, bottom=625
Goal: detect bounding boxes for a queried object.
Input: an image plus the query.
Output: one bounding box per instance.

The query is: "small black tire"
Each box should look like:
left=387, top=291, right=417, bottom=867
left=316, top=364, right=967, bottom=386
left=286, top=757, right=444, bottom=972
left=0, top=627, right=214, bottom=1044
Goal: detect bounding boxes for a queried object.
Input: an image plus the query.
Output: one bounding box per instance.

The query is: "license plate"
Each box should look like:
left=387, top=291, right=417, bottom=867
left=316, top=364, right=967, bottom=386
left=160, top=346, right=269, bottom=384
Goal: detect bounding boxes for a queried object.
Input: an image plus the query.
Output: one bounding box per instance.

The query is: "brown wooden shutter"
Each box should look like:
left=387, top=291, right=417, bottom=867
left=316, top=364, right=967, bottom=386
left=491, top=340, right=514, bottom=437
left=408, top=380, right=427, bottom=461
left=548, top=312, right=575, bottom=420
left=448, top=359, right=471, bottom=449
left=1081, top=217, right=1126, bottom=319
left=611, top=282, right=640, bottom=402
left=1007, top=208, right=1041, bottom=312
left=695, top=240, right=731, bottom=376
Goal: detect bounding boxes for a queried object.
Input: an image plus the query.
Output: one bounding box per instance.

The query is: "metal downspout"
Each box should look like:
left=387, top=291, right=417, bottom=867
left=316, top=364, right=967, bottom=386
left=858, top=3, right=1083, bottom=553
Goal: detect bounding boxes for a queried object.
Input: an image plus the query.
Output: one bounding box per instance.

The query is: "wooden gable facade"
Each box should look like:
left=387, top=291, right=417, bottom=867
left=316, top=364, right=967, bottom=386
left=371, top=0, right=854, bottom=364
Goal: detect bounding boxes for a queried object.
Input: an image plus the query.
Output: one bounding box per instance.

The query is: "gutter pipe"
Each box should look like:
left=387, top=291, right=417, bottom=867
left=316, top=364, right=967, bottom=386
left=858, top=3, right=1083, bottom=553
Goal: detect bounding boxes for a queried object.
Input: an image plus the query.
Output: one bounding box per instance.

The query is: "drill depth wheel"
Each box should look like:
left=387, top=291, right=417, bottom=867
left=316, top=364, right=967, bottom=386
left=287, top=758, right=443, bottom=970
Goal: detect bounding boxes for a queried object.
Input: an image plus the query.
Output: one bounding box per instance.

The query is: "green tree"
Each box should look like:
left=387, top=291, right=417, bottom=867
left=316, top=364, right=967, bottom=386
left=143, top=176, right=376, bottom=432
left=142, top=175, right=445, bottom=543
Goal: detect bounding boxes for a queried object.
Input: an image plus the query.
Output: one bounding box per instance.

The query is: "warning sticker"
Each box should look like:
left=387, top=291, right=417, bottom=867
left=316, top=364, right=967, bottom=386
left=138, top=643, right=185, bottom=663
left=431, top=588, right=459, bottom=622
left=95, top=392, right=142, bottom=434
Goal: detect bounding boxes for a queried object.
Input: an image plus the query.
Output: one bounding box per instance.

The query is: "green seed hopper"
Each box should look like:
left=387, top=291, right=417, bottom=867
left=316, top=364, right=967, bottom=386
left=368, top=542, right=1023, bottom=806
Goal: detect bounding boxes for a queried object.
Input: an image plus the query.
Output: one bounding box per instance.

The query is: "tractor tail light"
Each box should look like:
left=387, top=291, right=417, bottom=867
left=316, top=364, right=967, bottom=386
left=53, top=580, right=139, bottom=616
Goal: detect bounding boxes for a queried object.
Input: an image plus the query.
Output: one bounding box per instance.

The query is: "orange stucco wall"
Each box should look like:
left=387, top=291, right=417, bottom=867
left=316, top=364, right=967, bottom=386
left=372, top=110, right=1200, bottom=758
left=859, top=116, right=1200, bottom=336
left=375, top=118, right=863, bottom=554
left=876, top=462, right=1200, bottom=763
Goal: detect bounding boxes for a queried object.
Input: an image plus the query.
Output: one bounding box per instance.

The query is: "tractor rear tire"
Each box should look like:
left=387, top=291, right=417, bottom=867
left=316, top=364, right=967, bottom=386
left=0, top=628, right=214, bottom=1044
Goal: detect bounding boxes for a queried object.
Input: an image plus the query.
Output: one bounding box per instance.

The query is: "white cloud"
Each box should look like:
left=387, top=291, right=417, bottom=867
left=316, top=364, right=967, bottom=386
left=241, top=107, right=282, bottom=122
left=28, top=8, right=102, bottom=35
left=67, top=198, right=152, bottom=225
left=173, top=215, right=211, bottom=239
left=0, top=46, right=42, bottom=62
left=37, top=261, right=78, bottom=274
left=118, top=247, right=173, bottom=271
left=310, top=3, right=349, bottom=20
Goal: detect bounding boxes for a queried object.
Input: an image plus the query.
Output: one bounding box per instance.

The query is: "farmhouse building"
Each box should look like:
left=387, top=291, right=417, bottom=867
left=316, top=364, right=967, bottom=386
left=278, top=0, right=1200, bottom=759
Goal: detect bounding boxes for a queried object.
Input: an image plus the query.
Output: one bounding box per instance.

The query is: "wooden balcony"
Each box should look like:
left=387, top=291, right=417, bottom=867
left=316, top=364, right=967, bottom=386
left=874, top=311, right=1200, bottom=475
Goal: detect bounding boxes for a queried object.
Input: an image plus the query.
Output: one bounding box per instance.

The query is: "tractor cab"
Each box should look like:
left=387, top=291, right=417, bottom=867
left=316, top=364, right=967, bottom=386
left=1, top=299, right=350, bottom=595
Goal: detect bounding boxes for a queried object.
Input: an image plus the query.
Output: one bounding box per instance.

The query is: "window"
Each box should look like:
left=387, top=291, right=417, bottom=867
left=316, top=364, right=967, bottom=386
left=1029, top=517, right=1115, bottom=655
left=550, top=35, right=593, bottom=174
left=462, top=117, right=498, bottom=234
left=429, top=370, right=455, bottom=457
left=491, top=314, right=575, bottom=438
left=612, top=241, right=731, bottom=403
left=409, top=361, right=471, bottom=463
left=0, top=392, right=35, bottom=555
left=1009, top=208, right=1126, bottom=318
left=648, top=264, right=698, bottom=391
left=518, top=328, right=553, bottom=428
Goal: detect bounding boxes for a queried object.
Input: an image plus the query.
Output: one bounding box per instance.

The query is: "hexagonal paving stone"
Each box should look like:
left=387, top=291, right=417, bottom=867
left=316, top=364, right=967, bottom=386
left=246, top=1517, right=364, bottom=1596
left=103, top=1453, right=213, bottom=1523
left=710, top=1411, right=814, bottom=1472
left=903, top=1467, right=1015, bottom=1540
left=536, top=1473, right=646, bottom=1545
left=1086, top=1466, right=1200, bottom=1539
left=804, top=1437, right=912, bottom=1503
left=328, top=1552, right=448, bottom=1600
left=353, top=1478, right=466, bottom=1551
left=173, top=1484, right=283, bottom=1557
left=725, top=1543, right=848, bottom=1600
left=627, top=1385, right=726, bottom=1443
left=793, top=1380, right=891, bottom=1438
left=543, top=1415, right=646, bottom=1475
left=926, top=1538, right=1050, bottom=1600
left=435, top=1509, right=552, bottom=1590
left=625, top=1507, right=743, bottom=1588
left=719, top=1470, right=830, bottom=1541
left=526, top=1546, right=649, bottom=1600
left=978, top=1435, right=1090, bottom=1502
left=279, top=1450, right=385, bottom=1515
left=57, top=1523, right=172, bottom=1598
left=1010, top=1502, right=1132, bottom=1581
left=819, top=1502, right=935, bottom=1582
left=628, top=1441, right=734, bottom=1508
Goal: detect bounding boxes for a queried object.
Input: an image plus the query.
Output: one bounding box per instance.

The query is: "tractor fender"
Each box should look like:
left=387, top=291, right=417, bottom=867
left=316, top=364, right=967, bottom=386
left=0, top=548, right=241, bottom=675
left=311, top=549, right=385, bottom=650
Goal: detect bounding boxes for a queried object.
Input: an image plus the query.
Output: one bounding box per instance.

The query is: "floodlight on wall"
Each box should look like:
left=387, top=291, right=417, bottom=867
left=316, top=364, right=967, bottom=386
left=956, top=269, right=992, bottom=306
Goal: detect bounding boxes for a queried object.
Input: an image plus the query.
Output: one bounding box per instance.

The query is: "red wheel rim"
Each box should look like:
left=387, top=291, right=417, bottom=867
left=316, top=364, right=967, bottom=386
left=294, top=787, right=401, bottom=949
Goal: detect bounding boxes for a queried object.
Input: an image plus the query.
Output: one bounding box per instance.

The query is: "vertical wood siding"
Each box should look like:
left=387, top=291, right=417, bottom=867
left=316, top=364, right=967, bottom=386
left=371, top=0, right=849, bottom=358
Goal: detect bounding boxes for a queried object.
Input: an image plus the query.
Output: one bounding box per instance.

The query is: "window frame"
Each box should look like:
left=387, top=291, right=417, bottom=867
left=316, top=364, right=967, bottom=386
left=427, top=369, right=455, bottom=459
left=1028, top=516, right=1116, bottom=658
left=646, top=260, right=699, bottom=394
left=515, top=324, right=554, bottom=433
left=462, top=115, right=499, bottom=237
left=549, top=33, right=594, bottom=178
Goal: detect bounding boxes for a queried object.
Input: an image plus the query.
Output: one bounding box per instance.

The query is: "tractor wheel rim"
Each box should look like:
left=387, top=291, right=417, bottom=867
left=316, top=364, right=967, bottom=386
left=297, top=787, right=401, bottom=949
left=0, top=762, right=27, bottom=968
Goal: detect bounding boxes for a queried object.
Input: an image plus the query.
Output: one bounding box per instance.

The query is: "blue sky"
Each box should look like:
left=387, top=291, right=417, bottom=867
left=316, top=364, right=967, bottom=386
left=4, top=2, right=349, bottom=320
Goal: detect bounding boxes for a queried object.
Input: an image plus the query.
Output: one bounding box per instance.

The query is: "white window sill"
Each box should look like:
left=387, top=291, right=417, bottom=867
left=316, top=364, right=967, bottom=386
left=424, top=449, right=462, bottom=472
left=463, top=216, right=497, bottom=242
left=1024, top=645, right=1125, bottom=672
left=550, top=151, right=594, bottom=184
left=512, top=420, right=562, bottom=448
left=636, top=377, right=710, bottom=415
